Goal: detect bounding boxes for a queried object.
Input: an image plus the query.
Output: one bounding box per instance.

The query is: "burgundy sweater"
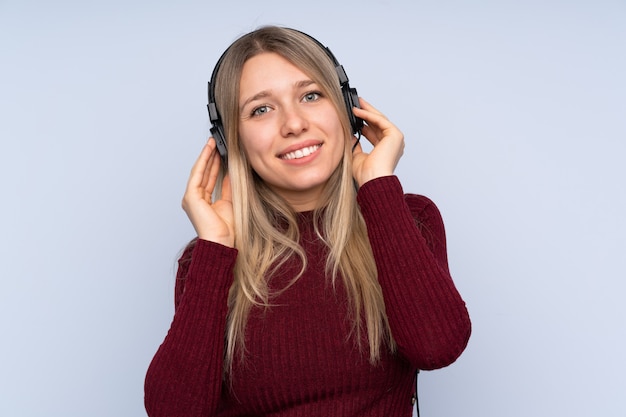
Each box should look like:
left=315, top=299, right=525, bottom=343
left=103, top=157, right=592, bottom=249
left=145, top=176, right=471, bottom=416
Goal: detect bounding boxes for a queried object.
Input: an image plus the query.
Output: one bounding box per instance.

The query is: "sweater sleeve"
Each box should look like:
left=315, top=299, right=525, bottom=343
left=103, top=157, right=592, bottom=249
left=357, top=176, right=471, bottom=370
left=144, top=239, right=237, bottom=417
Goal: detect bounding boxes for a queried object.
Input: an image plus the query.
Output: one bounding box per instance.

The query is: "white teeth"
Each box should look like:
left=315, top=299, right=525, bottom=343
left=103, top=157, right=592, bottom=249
left=281, top=144, right=321, bottom=160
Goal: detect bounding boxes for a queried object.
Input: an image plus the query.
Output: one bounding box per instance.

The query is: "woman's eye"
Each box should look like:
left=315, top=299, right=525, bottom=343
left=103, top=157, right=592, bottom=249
left=251, top=105, right=270, bottom=117
left=303, top=92, right=321, bottom=102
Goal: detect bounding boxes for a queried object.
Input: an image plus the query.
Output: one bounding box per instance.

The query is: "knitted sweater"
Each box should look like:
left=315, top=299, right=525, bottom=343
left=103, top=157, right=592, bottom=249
left=145, top=175, right=471, bottom=416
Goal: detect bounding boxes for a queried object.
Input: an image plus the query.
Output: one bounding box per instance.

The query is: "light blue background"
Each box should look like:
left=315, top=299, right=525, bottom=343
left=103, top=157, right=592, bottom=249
left=1, top=1, right=625, bottom=416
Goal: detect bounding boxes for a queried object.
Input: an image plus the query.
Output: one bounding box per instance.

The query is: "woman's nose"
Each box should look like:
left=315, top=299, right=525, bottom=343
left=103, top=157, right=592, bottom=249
left=280, top=105, right=309, bottom=137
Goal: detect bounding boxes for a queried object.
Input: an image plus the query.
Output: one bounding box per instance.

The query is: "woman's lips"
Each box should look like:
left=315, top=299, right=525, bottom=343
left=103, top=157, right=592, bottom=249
left=279, top=143, right=322, bottom=160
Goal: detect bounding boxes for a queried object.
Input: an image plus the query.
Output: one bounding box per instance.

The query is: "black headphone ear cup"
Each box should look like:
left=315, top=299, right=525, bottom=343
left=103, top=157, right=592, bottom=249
left=208, top=81, right=228, bottom=161
left=344, top=86, right=363, bottom=135
left=210, top=123, right=228, bottom=161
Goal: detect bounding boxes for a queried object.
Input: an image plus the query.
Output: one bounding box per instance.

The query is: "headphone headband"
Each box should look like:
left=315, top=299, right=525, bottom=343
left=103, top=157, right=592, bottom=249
left=207, top=28, right=363, bottom=161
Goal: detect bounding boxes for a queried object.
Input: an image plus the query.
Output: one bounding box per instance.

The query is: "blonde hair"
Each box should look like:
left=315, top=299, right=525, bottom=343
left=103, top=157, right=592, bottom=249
left=211, top=26, right=395, bottom=373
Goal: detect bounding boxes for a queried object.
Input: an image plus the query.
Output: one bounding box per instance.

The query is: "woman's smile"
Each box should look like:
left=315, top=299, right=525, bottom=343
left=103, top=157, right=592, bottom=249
left=279, top=143, right=322, bottom=160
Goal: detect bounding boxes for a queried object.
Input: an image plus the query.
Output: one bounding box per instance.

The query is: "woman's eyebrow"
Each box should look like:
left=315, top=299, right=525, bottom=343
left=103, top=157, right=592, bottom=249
left=294, top=79, right=316, bottom=89
left=240, top=91, right=271, bottom=112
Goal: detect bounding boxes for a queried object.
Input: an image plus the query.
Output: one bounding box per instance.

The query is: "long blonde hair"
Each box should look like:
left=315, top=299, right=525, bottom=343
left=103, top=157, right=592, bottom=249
left=211, top=26, right=395, bottom=373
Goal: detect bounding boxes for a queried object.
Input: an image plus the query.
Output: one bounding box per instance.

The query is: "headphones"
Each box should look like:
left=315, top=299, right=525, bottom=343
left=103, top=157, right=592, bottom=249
left=207, top=29, right=363, bottom=161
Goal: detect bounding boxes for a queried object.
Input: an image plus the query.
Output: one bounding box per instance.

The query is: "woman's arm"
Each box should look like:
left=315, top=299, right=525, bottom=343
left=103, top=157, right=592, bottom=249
left=357, top=175, right=471, bottom=370
left=144, top=240, right=237, bottom=417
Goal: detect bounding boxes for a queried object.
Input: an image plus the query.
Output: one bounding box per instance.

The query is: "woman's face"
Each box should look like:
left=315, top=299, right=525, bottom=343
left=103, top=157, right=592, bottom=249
left=237, top=52, right=345, bottom=212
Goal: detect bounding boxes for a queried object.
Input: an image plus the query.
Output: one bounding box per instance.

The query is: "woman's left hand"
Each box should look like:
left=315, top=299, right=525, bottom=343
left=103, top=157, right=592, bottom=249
left=351, top=98, right=405, bottom=187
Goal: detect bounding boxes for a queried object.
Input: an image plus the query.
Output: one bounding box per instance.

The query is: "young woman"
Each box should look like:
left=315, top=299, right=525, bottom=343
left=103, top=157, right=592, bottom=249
left=145, top=26, right=471, bottom=417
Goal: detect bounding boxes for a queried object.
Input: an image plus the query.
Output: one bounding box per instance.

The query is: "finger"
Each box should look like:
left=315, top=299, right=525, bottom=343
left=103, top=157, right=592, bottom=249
left=353, top=106, right=392, bottom=130
left=203, top=141, right=221, bottom=194
left=220, top=173, right=232, bottom=203
left=187, top=140, right=213, bottom=191
left=357, top=97, right=385, bottom=116
left=360, top=123, right=382, bottom=144
left=354, top=98, right=395, bottom=131
left=353, top=108, right=400, bottom=149
left=198, top=153, right=211, bottom=191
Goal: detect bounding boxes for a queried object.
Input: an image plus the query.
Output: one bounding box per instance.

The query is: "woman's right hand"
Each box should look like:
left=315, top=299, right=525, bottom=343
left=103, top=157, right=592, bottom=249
left=181, top=138, right=234, bottom=247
